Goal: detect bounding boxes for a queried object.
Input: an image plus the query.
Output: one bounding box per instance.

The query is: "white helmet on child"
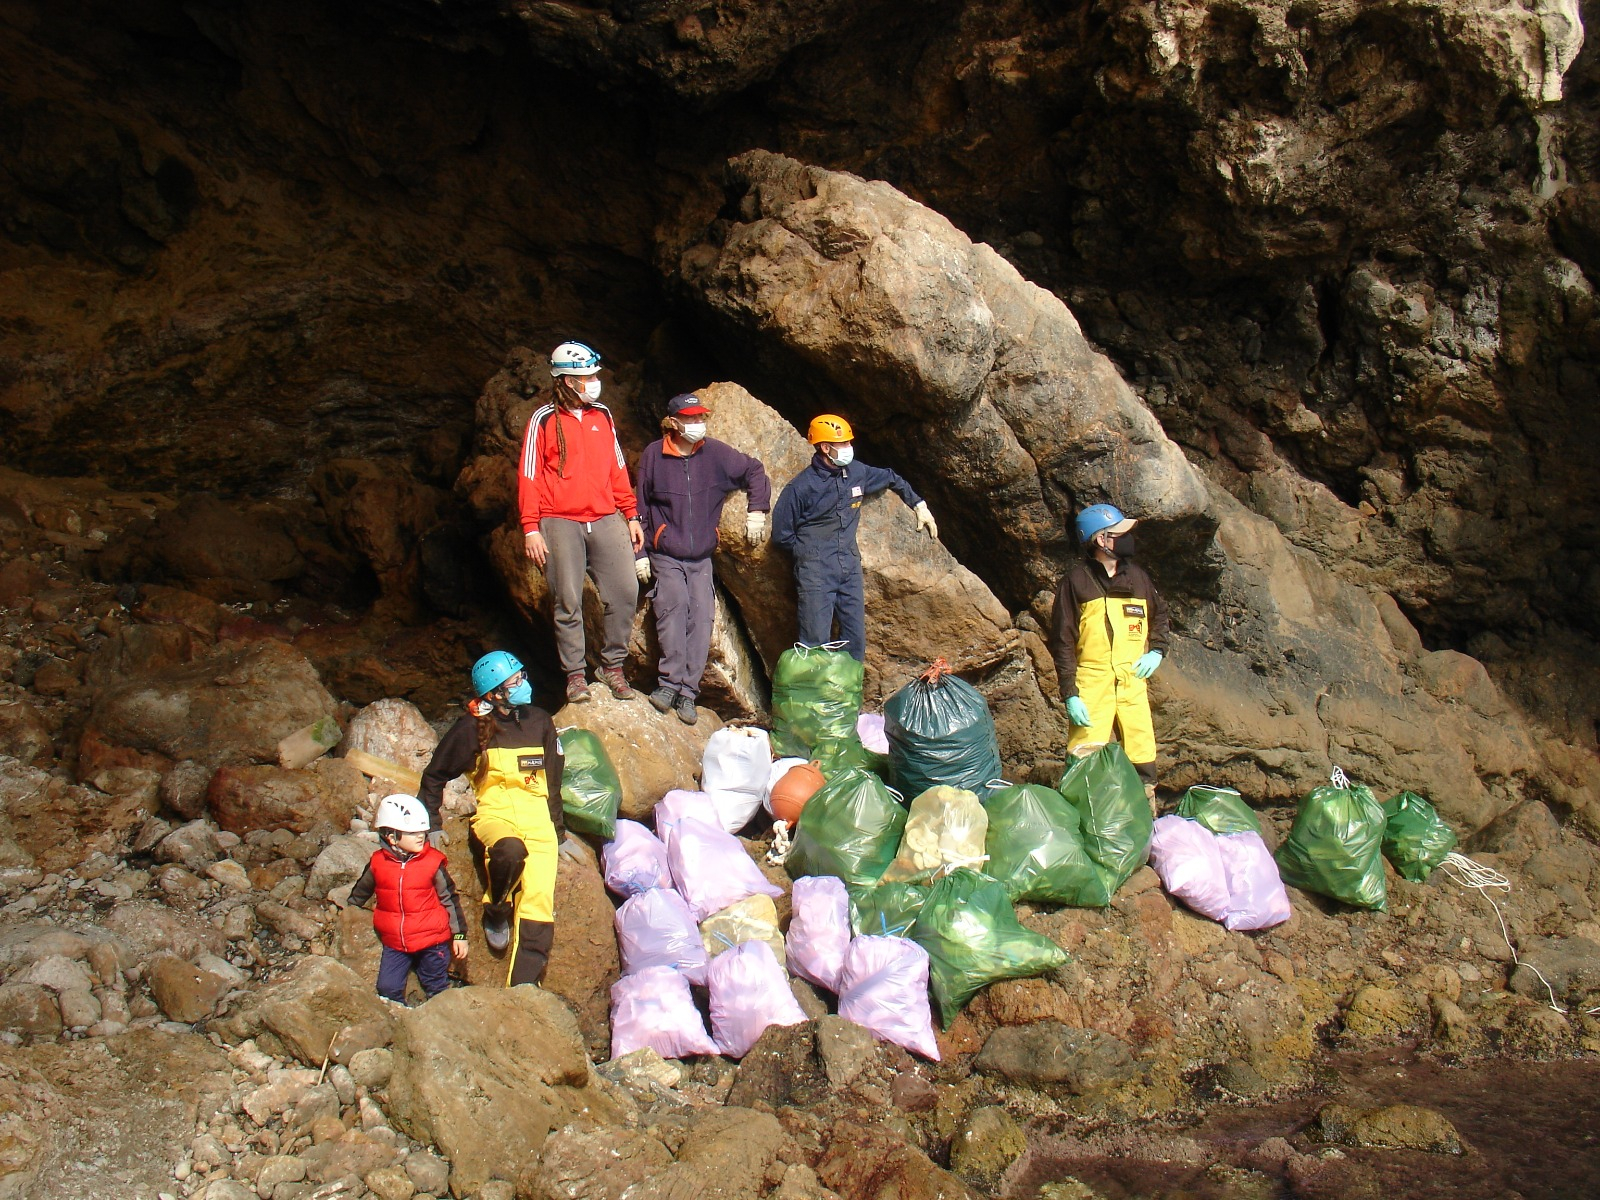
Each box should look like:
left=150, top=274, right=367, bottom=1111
left=374, top=794, right=429, bottom=834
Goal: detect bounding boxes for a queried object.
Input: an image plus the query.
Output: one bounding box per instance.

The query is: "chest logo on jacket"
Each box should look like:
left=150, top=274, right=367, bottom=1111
left=517, top=753, right=545, bottom=785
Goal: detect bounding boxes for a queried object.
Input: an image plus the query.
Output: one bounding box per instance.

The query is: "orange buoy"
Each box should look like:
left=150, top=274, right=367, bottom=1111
left=769, top=761, right=825, bottom=824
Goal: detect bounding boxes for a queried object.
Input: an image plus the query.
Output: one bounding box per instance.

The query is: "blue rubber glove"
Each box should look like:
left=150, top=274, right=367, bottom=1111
left=1133, top=650, right=1163, bottom=679
left=1066, top=696, right=1092, bottom=727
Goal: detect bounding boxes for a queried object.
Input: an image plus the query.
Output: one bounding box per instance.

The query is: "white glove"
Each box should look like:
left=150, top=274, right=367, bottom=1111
left=634, top=557, right=652, bottom=584
left=745, top=512, right=767, bottom=545
left=557, top=833, right=586, bottom=864
left=427, top=829, right=449, bottom=849
left=914, top=501, right=938, bottom=540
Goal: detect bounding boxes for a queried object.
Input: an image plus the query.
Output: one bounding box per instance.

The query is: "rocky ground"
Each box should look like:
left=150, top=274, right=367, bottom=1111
left=3, top=468, right=1600, bottom=1200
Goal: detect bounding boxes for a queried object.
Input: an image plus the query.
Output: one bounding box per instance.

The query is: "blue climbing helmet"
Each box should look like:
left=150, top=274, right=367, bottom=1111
left=1074, top=503, right=1136, bottom=544
left=471, top=651, right=524, bottom=698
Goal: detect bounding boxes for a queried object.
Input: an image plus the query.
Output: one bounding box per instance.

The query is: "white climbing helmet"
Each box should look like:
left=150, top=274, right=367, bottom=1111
left=374, top=793, right=429, bottom=834
left=549, top=341, right=601, bottom=377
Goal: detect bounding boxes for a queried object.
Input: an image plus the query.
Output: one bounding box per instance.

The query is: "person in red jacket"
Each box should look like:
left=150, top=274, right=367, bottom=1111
left=346, top=794, right=468, bottom=1004
left=519, top=340, right=645, bottom=705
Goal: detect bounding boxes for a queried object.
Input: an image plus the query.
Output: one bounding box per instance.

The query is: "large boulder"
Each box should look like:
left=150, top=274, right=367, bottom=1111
left=618, top=1107, right=788, bottom=1200
left=207, top=759, right=366, bottom=835
left=221, top=955, right=394, bottom=1067
left=548, top=689, right=723, bottom=823
left=79, top=641, right=340, bottom=776
left=385, top=986, right=625, bottom=1195
left=816, top=1119, right=980, bottom=1200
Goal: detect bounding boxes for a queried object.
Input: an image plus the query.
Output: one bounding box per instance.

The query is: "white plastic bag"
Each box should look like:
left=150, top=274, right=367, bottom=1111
left=701, top=893, right=786, bottom=969
left=837, top=935, right=941, bottom=1061
left=602, top=819, right=672, bottom=897
left=787, top=875, right=852, bottom=992
left=1148, top=815, right=1231, bottom=922
left=654, top=789, right=718, bottom=856
left=857, top=712, right=889, bottom=755
left=668, top=815, right=784, bottom=922
left=609, top=966, right=717, bottom=1059
left=702, top=727, right=772, bottom=834
left=706, top=939, right=808, bottom=1058
left=763, top=757, right=809, bottom=816
left=615, top=887, right=709, bottom=985
left=880, top=786, right=989, bottom=884
left=1218, top=831, right=1293, bottom=931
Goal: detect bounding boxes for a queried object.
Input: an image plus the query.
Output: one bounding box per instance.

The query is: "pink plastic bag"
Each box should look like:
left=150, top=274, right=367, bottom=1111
left=706, top=940, right=808, bottom=1058
left=667, top=815, right=784, bottom=922
left=603, top=820, right=672, bottom=897
left=609, top=965, right=717, bottom=1059
left=857, top=713, right=889, bottom=755
left=787, top=876, right=852, bottom=992
left=1148, top=815, right=1231, bottom=922
left=654, top=789, right=718, bottom=856
left=615, top=887, right=709, bottom=985
left=837, top=935, right=941, bottom=1061
left=1218, top=831, right=1293, bottom=931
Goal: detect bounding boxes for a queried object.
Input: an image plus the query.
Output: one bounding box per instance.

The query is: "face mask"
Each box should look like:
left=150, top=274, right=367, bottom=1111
left=680, top=422, right=706, bottom=443
left=579, top=378, right=602, bottom=402
left=1111, top=532, right=1136, bottom=558
left=829, top=445, right=854, bottom=467
left=505, top=679, right=532, bottom=706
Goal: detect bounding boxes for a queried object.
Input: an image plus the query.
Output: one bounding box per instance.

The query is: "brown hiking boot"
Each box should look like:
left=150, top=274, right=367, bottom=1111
left=565, top=672, right=591, bottom=703
left=599, top=666, right=635, bottom=700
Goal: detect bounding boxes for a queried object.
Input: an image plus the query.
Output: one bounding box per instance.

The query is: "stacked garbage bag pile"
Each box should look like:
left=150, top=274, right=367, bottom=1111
left=559, top=646, right=1464, bottom=1066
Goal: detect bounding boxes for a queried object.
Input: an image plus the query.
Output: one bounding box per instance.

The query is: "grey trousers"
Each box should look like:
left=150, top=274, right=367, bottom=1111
left=648, top=553, right=713, bottom=699
left=540, top=514, right=638, bottom=674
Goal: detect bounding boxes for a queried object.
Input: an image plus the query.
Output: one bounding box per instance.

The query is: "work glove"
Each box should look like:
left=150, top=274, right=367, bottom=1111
left=745, top=511, right=767, bottom=545
left=1133, top=650, right=1163, bottom=679
left=914, top=501, right=938, bottom=540
left=1066, top=696, right=1093, bottom=727
left=427, top=829, right=449, bottom=850
left=634, top=557, right=653, bottom=585
left=557, top=833, right=586, bottom=865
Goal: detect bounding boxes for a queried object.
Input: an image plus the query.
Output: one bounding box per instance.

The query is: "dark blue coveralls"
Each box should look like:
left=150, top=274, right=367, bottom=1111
left=771, top=450, right=922, bottom=661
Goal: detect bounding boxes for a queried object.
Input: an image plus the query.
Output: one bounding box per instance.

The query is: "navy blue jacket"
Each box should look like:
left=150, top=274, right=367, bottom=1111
left=636, top=437, right=771, bottom=561
left=772, top=452, right=922, bottom=571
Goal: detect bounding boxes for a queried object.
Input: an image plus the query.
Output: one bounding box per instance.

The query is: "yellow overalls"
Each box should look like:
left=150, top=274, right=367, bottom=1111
left=1067, top=588, right=1157, bottom=764
left=471, top=744, right=559, bottom=980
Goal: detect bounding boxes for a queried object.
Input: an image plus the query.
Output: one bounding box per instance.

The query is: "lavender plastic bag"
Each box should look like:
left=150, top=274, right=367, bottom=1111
left=837, top=935, right=941, bottom=1061
left=668, top=815, right=784, bottom=922
left=615, top=887, right=709, bottom=984
left=654, top=789, right=718, bottom=857
left=602, top=819, right=672, bottom=897
left=706, top=939, right=808, bottom=1058
left=857, top=713, right=889, bottom=755
left=1218, top=831, right=1293, bottom=931
left=609, top=965, right=717, bottom=1059
left=787, top=876, right=852, bottom=992
left=1148, top=815, right=1231, bottom=922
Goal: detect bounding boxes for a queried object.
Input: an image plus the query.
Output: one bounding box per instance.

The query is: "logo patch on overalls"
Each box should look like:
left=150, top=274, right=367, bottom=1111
left=851, top=486, right=863, bottom=497
left=1122, top=603, right=1146, bottom=618
left=517, top=753, right=545, bottom=786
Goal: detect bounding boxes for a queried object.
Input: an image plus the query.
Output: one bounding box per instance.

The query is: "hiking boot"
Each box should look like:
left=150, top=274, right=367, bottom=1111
left=565, top=672, right=591, bottom=703
left=673, top=694, right=699, bottom=726
left=599, top=666, right=635, bottom=700
left=481, top=901, right=513, bottom=953
left=648, top=686, right=676, bottom=714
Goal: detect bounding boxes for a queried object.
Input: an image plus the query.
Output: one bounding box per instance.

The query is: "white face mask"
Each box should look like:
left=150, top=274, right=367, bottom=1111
left=680, top=422, right=706, bottom=443
left=829, top=444, right=854, bottom=467
left=578, top=378, right=602, bottom=401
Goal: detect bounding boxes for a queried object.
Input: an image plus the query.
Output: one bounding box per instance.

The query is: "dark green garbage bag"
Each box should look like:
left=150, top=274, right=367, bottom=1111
left=847, top=881, right=929, bottom=938
left=558, top=728, right=622, bottom=839
left=910, top=868, right=1070, bottom=1028
left=812, top=736, right=889, bottom=779
left=1176, top=785, right=1263, bottom=837
left=884, top=661, right=1002, bottom=800
left=770, top=645, right=865, bottom=758
left=1274, top=775, right=1388, bottom=910
left=1057, top=743, right=1153, bottom=896
left=785, top=767, right=906, bottom=886
left=983, top=784, right=1110, bottom=907
left=1382, top=791, right=1457, bottom=883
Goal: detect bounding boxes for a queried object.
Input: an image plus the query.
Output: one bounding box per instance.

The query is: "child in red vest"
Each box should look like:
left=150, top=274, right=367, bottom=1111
left=347, top=794, right=467, bottom=1003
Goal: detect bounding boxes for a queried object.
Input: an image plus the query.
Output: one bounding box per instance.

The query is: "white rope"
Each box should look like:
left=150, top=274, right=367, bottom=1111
left=1437, top=850, right=1568, bottom=1015
left=765, top=819, right=793, bottom=866
left=1329, top=765, right=1351, bottom=790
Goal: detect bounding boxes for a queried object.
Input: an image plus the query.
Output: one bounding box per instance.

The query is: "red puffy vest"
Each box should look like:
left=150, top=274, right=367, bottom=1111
left=369, top=845, right=452, bottom=952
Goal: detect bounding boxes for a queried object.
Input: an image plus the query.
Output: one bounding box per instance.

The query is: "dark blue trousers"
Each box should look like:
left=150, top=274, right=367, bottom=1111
left=376, top=941, right=451, bottom=1004
left=796, top=560, right=866, bottom=661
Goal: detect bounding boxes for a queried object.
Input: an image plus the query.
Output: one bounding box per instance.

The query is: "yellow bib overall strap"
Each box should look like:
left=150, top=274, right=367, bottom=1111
left=1068, top=591, right=1156, bottom=764
left=470, top=745, right=559, bottom=969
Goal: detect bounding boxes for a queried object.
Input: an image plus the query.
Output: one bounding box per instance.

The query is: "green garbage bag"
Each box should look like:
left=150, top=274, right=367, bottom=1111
left=884, top=661, right=1002, bottom=799
left=770, top=645, right=864, bottom=758
left=1176, top=785, right=1262, bottom=837
left=910, top=868, right=1070, bottom=1028
left=1274, top=774, right=1388, bottom=910
left=1057, top=743, right=1153, bottom=895
left=812, top=736, right=889, bottom=779
left=1382, top=791, right=1457, bottom=883
left=558, top=728, right=621, bottom=839
left=983, top=783, right=1110, bottom=907
left=785, top=767, right=906, bottom=886
left=847, top=881, right=929, bottom=938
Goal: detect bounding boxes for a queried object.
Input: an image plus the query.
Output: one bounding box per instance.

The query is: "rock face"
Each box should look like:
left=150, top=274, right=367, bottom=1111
left=385, top=985, right=624, bottom=1195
